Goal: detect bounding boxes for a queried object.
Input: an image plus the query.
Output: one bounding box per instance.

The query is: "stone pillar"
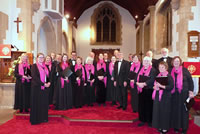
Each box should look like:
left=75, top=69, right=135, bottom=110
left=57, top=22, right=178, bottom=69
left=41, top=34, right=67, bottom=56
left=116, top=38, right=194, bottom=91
left=68, top=21, right=73, bottom=56
left=176, top=0, right=196, bottom=61
left=149, top=6, right=156, bottom=52
left=17, top=0, right=33, bottom=53
left=138, top=21, right=144, bottom=55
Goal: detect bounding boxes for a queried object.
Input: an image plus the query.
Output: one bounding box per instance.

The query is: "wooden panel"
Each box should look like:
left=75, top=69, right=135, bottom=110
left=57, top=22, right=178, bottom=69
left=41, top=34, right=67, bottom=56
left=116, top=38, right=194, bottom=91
left=0, top=51, right=25, bottom=83
left=188, top=31, right=200, bottom=57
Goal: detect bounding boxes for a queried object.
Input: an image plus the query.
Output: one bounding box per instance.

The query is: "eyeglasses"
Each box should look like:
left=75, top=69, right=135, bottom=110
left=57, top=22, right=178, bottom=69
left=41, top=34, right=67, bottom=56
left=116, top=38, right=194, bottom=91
left=38, top=56, right=44, bottom=58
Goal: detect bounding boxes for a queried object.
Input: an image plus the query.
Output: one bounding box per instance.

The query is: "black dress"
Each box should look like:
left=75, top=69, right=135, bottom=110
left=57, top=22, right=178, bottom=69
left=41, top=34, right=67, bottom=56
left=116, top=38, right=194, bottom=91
left=152, top=74, right=174, bottom=130
left=170, top=67, right=194, bottom=132
left=138, top=67, right=156, bottom=124
left=55, top=65, right=73, bottom=110
left=84, top=66, right=96, bottom=106
left=96, top=65, right=107, bottom=105
left=107, top=63, right=117, bottom=105
left=129, top=63, right=142, bottom=112
left=46, top=64, right=56, bottom=105
left=30, top=64, right=49, bottom=125
left=14, top=64, right=31, bottom=112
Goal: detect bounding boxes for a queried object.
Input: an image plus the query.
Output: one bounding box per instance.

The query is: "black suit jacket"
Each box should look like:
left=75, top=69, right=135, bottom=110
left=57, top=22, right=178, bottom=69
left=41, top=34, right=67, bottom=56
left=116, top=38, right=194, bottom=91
left=158, top=56, right=173, bottom=71
left=114, top=60, right=130, bottom=86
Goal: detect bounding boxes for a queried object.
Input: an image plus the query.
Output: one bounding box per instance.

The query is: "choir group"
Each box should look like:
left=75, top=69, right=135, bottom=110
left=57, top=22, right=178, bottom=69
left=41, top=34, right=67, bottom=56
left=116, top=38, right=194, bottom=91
left=14, top=48, right=194, bottom=134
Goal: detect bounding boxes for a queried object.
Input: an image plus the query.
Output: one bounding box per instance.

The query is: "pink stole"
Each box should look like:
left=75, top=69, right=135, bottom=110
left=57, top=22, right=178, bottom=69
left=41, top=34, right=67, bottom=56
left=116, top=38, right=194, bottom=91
left=97, top=60, right=107, bottom=87
left=36, top=63, right=49, bottom=90
left=45, top=61, right=52, bottom=71
left=152, top=71, right=168, bottom=101
left=85, top=64, right=95, bottom=86
left=171, top=66, right=183, bottom=94
left=18, top=62, right=30, bottom=83
left=61, top=62, right=69, bottom=88
left=137, top=65, right=152, bottom=93
left=75, top=64, right=85, bottom=86
left=109, top=62, right=114, bottom=76
left=130, top=62, right=141, bottom=88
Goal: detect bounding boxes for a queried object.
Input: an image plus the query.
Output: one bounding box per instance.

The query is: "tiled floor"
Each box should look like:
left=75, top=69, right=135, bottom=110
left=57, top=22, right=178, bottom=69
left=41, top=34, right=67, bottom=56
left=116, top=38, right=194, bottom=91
left=0, top=109, right=15, bottom=125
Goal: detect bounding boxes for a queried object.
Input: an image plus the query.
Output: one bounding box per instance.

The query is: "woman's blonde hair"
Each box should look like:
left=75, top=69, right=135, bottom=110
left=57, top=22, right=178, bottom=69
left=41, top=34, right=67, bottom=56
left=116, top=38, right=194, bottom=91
left=19, top=53, right=29, bottom=64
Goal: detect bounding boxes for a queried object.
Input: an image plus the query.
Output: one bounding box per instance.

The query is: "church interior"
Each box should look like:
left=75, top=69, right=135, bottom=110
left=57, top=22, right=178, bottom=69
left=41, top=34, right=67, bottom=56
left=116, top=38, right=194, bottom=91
left=0, top=0, right=200, bottom=133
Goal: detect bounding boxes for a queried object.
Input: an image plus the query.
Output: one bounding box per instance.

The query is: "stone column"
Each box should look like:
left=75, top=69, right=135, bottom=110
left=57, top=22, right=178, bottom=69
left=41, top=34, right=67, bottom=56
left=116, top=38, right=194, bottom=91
left=138, top=21, right=144, bottom=56
left=149, top=6, right=156, bottom=52
left=68, top=21, right=73, bottom=56
left=176, top=0, right=196, bottom=61
left=17, top=0, right=33, bottom=53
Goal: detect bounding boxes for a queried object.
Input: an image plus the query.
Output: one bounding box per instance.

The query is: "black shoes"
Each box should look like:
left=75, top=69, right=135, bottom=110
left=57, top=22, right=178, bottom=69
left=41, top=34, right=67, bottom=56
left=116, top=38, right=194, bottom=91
left=138, top=122, right=145, bottom=127
left=174, top=128, right=179, bottom=133
left=19, top=109, right=23, bottom=113
left=122, top=107, right=127, bottom=110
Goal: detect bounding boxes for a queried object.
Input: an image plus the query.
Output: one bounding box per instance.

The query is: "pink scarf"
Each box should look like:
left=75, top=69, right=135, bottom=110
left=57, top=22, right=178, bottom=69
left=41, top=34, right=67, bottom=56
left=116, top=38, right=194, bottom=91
left=75, top=64, right=85, bottom=86
left=152, top=71, right=168, bottom=101
left=18, top=62, right=30, bottom=83
left=97, top=60, right=107, bottom=87
left=85, top=64, right=95, bottom=86
left=171, top=66, right=183, bottom=94
left=137, top=65, right=152, bottom=93
left=130, top=62, right=141, bottom=88
left=109, top=62, right=114, bottom=76
left=45, top=61, right=52, bottom=71
left=36, top=62, right=49, bottom=90
left=61, top=62, right=69, bottom=88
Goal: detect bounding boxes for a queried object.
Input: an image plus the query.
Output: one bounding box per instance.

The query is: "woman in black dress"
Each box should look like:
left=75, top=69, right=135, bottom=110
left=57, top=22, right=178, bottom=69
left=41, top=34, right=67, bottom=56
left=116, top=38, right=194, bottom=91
left=45, top=55, right=55, bottom=105
left=73, top=57, right=86, bottom=108
left=14, top=53, right=31, bottom=113
left=136, top=56, right=156, bottom=127
left=152, top=62, right=174, bottom=134
left=129, top=54, right=142, bottom=112
left=84, top=56, right=96, bottom=106
left=30, top=53, right=50, bottom=125
left=107, top=56, right=117, bottom=106
left=170, top=56, right=194, bottom=134
left=55, top=54, right=73, bottom=110
left=96, top=53, right=107, bottom=106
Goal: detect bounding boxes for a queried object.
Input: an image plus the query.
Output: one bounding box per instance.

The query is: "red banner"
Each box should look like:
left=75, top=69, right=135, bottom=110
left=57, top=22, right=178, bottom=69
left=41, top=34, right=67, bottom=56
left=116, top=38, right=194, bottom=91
left=0, top=44, right=11, bottom=58
left=183, top=62, right=200, bottom=77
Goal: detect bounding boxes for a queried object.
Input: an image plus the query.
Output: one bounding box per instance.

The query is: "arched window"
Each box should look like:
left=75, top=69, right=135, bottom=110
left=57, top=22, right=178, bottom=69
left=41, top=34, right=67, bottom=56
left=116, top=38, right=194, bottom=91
left=91, top=3, right=122, bottom=45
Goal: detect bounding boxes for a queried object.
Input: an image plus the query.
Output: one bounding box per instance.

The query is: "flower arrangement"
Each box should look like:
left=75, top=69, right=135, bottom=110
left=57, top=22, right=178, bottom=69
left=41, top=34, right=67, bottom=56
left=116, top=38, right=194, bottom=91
left=8, top=56, right=21, bottom=80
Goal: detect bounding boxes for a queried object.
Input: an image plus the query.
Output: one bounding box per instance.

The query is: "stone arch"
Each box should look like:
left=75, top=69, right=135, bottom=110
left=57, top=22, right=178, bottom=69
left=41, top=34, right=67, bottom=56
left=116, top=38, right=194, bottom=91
left=0, top=12, right=8, bottom=44
left=37, top=16, right=56, bottom=56
left=62, top=32, right=69, bottom=54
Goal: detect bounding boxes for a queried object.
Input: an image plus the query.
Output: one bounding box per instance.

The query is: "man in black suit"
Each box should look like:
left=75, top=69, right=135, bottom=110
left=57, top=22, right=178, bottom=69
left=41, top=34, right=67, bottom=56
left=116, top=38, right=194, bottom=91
left=157, top=48, right=173, bottom=71
left=68, top=51, right=77, bottom=67
left=114, top=52, right=130, bottom=110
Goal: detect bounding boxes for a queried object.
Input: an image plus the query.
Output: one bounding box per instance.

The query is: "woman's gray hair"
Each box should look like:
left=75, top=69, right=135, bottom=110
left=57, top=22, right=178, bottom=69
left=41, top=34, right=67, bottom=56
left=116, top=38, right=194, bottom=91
left=143, top=56, right=152, bottom=65
left=85, top=56, right=94, bottom=64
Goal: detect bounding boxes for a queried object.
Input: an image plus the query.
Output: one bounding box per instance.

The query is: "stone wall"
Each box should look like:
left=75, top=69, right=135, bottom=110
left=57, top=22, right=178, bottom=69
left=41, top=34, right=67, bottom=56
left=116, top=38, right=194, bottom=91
left=0, top=83, right=15, bottom=109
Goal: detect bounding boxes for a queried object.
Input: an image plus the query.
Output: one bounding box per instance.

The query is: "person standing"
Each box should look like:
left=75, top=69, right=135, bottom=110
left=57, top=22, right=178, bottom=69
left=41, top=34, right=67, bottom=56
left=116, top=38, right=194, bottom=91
left=114, top=52, right=130, bottom=110
left=170, top=56, right=194, bottom=134
left=96, top=53, right=107, bottom=106
left=107, top=56, right=117, bottom=105
left=136, top=56, right=156, bottom=127
left=152, top=62, right=174, bottom=134
left=55, top=54, right=73, bottom=110
left=73, top=57, right=86, bottom=108
left=68, top=51, right=77, bottom=67
left=30, top=53, right=50, bottom=125
left=84, top=56, right=96, bottom=106
left=14, top=53, right=32, bottom=113
left=129, top=54, right=142, bottom=113
left=157, top=48, right=173, bottom=71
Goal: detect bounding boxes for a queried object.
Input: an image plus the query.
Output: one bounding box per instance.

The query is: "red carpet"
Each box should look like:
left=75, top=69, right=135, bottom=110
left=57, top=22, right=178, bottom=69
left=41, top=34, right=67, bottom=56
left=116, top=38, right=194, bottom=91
left=0, top=94, right=199, bottom=134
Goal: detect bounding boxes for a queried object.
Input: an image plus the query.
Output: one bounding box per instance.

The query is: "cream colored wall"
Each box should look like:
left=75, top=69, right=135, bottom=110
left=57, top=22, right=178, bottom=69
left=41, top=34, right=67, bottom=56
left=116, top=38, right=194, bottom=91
left=76, top=1, right=136, bottom=61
